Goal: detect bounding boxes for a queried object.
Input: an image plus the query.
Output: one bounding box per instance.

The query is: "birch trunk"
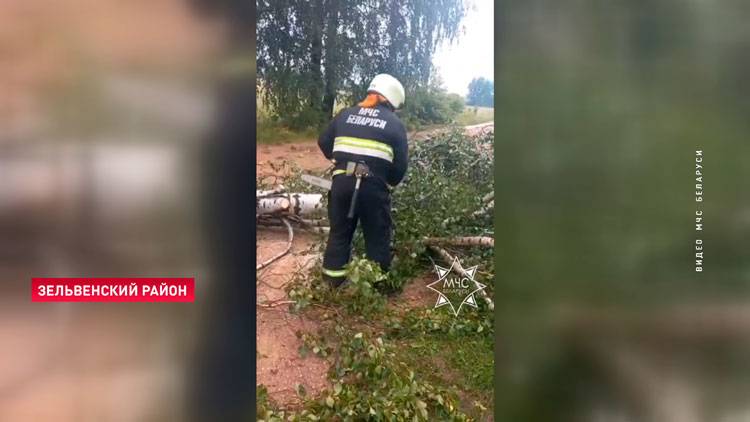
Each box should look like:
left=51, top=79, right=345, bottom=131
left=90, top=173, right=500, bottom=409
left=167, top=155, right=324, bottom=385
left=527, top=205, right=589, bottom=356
left=429, top=245, right=494, bottom=310
left=256, top=192, right=325, bottom=215
left=424, top=236, right=494, bottom=247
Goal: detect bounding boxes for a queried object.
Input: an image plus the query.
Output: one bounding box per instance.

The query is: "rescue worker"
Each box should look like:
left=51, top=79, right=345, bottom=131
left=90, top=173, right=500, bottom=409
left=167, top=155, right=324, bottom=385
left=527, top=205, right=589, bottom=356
left=317, top=74, right=408, bottom=287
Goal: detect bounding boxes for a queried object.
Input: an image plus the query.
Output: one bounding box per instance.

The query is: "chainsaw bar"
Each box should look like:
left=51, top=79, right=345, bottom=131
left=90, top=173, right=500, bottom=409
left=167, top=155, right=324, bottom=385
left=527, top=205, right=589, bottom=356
left=301, top=174, right=332, bottom=191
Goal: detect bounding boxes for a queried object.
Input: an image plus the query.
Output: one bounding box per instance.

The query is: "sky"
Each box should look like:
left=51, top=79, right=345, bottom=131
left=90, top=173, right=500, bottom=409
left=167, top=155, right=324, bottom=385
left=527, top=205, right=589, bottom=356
left=432, top=0, right=494, bottom=97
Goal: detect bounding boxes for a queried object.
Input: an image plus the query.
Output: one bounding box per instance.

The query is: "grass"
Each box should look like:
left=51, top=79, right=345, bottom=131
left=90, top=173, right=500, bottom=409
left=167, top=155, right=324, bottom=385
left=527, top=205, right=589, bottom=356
left=455, top=106, right=494, bottom=126
left=396, top=334, right=494, bottom=420
left=257, top=98, right=495, bottom=144
left=257, top=117, right=320, bottom=144
left=256, top=89, right=346, bottom=144
left=257, top=94, right=319, bottom=144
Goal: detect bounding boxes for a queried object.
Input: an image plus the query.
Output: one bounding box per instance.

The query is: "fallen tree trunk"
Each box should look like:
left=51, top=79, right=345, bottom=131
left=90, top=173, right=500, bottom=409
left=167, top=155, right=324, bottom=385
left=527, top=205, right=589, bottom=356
left=257, top=218, right=330, bottom=235
left=300, top=225, right=330, bottom=236
left=256, top=192, right=325, bottom=216
left=257, top=185, right=287, bottom=198
left=429, top=245, right=494, bottom=310
left=257, top=217, right=329, bottom=227
left=473, top=202, right=493, bottom=219
left=297, top=218, right=329, bottom=227
left=424, top=236, right=494, bottom=248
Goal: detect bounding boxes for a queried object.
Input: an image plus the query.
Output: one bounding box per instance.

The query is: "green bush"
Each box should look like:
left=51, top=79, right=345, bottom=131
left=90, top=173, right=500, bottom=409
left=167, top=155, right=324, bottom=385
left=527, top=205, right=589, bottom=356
left=259, top=83, right=466, bottom=133
left=446, top=93, right=466, bottom=115
left=400, top=86, right=465, bottom=129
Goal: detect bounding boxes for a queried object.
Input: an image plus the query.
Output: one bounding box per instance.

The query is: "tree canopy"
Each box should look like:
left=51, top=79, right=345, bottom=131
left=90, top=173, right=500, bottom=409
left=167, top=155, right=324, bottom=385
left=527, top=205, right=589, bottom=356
left=257, top=0, right=466, bottom=129
left=466, top=76, right=494, bottom=107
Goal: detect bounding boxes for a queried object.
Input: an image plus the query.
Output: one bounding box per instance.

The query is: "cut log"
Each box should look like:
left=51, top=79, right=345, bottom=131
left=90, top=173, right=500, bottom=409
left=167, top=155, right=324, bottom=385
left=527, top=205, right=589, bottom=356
left=424, top=236, right=494, bottom=247
left=429, top=245, right=494, bottom=310
left=256, top=192, right=325, bottom=215
left=257, top=197, right=290, bottom=214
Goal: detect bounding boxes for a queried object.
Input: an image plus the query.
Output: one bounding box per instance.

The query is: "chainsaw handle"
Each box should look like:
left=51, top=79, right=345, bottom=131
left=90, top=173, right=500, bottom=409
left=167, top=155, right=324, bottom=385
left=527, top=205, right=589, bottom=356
left=347, top=176, right=362, bottom=219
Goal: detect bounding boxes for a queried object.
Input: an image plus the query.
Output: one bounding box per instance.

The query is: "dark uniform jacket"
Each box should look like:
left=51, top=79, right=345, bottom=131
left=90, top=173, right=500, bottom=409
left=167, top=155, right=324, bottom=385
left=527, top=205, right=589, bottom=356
left=318, top=102, right=408, bottom=187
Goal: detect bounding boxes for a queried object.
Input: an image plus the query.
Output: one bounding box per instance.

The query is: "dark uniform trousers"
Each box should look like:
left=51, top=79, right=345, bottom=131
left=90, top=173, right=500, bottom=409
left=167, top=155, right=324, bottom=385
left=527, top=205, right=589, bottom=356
left=317, top=102, right=408, bottom=286
left=322, top=173, right=391, bottom=287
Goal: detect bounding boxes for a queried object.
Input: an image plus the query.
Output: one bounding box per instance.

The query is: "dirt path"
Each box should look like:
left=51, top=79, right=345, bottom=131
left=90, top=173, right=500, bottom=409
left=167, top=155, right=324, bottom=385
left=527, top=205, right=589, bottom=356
left=256, top=146, right=332, bottom=404
left=256, top=228, right=329, bottom=404
left=390, top=273, right=436, bottom=310
left=464, top=122, right=494, bottom=137
left=257, top=140, right=331, bottom=178
left=255, top=121, right=493, bottom=179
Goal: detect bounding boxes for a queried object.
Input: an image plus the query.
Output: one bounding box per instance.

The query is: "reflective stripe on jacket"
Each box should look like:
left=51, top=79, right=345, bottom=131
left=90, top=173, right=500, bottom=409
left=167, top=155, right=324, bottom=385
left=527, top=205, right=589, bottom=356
left=317, top=102, right=408, bottom=187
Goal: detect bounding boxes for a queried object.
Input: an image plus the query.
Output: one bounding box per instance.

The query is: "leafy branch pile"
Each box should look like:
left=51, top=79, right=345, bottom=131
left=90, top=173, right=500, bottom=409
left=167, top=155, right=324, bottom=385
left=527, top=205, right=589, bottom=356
left=260, top=258, right=493, bottom=421
left=379, top=126, right=494, bottom=293
left=257, top=126, right=494, bottom=420
left=259, top=327, right=470, bottom=421
left=257, top=125, right=494, bottom=294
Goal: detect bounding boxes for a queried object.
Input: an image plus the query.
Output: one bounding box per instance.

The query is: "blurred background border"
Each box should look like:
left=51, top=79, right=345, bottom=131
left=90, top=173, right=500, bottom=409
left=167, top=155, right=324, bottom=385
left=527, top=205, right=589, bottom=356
left=495, top=1, right=750, bottom=421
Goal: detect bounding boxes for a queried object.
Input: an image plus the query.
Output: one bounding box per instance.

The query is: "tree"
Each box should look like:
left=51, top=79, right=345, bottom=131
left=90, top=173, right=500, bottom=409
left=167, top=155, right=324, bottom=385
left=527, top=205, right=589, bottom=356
left=466, top=77, right=494, bottom=107
left=257, top=0, right=466, bottom=129
left=400, top=84, right=465, bottom=129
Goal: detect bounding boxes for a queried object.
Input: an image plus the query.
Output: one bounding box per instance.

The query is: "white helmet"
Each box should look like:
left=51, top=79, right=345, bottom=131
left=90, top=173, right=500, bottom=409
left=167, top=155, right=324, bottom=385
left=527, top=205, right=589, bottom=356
left=367, top=74, right=405, bottom=109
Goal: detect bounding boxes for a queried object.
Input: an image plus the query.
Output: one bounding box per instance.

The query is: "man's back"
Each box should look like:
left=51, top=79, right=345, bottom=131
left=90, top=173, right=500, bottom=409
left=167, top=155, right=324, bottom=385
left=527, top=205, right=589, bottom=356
left=318, top=102, right=408, bottom=186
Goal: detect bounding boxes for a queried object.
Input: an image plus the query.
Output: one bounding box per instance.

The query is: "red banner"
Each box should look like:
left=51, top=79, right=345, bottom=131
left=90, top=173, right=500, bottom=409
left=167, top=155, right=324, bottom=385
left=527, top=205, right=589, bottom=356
left=31, top=278, right=195, bottom=302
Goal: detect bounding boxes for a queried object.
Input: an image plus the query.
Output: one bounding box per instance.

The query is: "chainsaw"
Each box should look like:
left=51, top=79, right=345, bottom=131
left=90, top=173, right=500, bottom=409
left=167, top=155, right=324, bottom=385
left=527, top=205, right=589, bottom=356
left=301, top=160, right=336, bottom=191
left=301, top=174, right=332, bottom=191
left=301, top=161, right=371, bottom=219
